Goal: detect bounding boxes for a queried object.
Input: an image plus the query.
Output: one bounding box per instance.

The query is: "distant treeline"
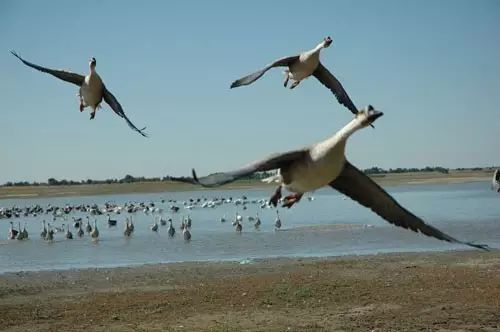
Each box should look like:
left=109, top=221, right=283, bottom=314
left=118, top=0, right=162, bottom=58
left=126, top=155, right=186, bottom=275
left=363, top=166, right=449, bottom=175
left=2, top=172, right=277, bottom=187
left=2, top=167, right=496, bottom=187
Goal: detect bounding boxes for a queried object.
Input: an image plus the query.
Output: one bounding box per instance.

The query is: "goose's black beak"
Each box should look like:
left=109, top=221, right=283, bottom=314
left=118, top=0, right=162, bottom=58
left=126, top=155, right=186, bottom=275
left=368, top=110, right=384, bottom=123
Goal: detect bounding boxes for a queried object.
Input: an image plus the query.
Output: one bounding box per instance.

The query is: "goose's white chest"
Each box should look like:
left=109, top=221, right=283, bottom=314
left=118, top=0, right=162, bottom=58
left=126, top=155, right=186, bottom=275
left=288, top=51, right=320, bottom=81
left=80, top=73, right=103, bottom=108
left=283, top=142, right=346, bottom=193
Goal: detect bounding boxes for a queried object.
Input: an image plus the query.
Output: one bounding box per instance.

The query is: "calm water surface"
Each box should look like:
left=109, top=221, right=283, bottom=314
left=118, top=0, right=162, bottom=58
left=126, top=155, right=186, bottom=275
left=0, top=182, right=499, bottom=273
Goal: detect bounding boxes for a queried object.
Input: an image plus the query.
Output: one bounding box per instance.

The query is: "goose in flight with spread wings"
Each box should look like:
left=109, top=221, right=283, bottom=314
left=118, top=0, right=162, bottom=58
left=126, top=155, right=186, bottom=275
left=171, top=106, right=488, bottom=251
left=230, top=37, right=359, bottom=116
left=10, top=51, right=147, bottom=137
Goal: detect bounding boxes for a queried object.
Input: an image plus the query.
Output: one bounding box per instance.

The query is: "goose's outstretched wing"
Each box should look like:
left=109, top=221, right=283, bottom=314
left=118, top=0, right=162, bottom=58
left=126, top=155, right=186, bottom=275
left=230, top=55, right=299, bottom=88
left=171, top=149, right=308, bottom=187
left=330, top=161, right=488, bottom=251
left=10, top=51, right=84, bottom=87
left=102, top=87, right=147, bottom=137
left=312, top=62, right=358, bottom=115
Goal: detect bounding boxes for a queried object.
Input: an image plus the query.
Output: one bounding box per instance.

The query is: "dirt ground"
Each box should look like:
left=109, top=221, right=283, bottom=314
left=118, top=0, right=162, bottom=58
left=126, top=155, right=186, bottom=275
left=1, top=251, right=499, bottom=332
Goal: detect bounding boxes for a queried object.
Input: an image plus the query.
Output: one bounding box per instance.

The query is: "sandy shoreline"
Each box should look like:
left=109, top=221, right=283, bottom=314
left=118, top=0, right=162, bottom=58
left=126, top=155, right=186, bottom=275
left=0, top=170, right=492, bottom=200
left=1, top=250, right=499, bottom=331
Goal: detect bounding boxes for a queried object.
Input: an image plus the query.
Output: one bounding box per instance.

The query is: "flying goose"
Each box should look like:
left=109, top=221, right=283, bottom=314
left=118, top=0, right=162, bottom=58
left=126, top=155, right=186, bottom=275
left=230, top=37, right=358, bottom=116
left=10, top=51, right=147, bottom=137
left=492, top=169, right=500, bottom=192
left=172, top=106, right=488, bottom=251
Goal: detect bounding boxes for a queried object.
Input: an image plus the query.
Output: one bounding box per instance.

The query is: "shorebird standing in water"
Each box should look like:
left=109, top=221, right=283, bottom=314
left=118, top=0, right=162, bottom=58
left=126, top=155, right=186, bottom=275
left=254, top=214, right=261, bottom=230
left=274, top=211, right=282, bottom=231
left=66, top=225, right=73, bottom=240
left=77, top=224, right=84, bottom=238
left=85, top=217, right=92, bottom=234
left=90, top=220, right=99, bottom=241
left=8, top=222, right=18, bottom=240
left=492, top=169, right=500, bottom=192
left=151, top=218, right=159, bottom=232
left=183, top=227, right=191, bottom=242
left=235, top=221, right=243, bottom=233
left=40, top=220, right=47, bottom=239
left=168, top=219, right=176, bottom=238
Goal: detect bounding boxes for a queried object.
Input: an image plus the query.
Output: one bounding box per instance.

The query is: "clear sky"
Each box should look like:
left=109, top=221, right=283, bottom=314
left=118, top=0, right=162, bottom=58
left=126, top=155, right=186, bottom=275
left=1, top=0, right=499, bottom=184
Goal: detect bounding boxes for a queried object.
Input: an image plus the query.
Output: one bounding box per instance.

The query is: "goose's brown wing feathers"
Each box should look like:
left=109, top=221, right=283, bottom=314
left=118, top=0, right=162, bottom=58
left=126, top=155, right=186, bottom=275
left=102, top=87, right=147, bottom=137
left=171, top=149, right=308, bottom=187
left=313, top=62, right=358, bottom=115
left=11, top=51, right=85, bottom=86
left=330, top=161, right=488, bottom=250
left=230, top=55, right=299, bottom=88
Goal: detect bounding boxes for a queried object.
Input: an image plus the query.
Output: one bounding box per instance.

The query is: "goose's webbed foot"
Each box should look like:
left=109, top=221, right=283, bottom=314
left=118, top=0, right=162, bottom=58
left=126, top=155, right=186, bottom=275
left=290, top=80, right=301, bottom=89
left=282, top=193, right=303, bottom=208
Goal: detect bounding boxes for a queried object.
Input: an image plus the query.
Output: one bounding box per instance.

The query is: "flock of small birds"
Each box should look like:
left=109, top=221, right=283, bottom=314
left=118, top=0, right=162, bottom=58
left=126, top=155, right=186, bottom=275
left=2, top=195, right=314, bottom=242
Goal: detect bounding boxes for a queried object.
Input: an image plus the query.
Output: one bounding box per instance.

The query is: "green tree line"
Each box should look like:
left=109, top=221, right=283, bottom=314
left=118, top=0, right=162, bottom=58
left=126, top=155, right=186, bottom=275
left=3, top=166, right=497, bottom=187
left=2, top=171, right=277, bottom=187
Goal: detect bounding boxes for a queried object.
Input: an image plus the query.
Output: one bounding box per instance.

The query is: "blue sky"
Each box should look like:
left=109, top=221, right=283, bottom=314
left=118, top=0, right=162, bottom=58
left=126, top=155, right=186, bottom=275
left=1, top=0, right=499, bottom=183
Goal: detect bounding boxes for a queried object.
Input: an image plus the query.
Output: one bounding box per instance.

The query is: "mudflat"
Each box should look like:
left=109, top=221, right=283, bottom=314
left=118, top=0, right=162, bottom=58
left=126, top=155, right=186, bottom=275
left=0, top=250, right=499, bottom=331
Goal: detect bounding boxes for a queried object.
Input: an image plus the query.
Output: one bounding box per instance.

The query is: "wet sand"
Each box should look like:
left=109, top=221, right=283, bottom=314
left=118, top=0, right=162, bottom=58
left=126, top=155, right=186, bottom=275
left=1, top=250, right=499, bottom=331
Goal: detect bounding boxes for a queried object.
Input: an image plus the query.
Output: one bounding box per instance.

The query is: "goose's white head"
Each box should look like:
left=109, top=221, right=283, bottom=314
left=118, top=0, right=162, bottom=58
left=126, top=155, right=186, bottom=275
left=322, top=36, right=333, bottom=48
left=354, top=105, right=383, bottom=128
left=89, top=57, right=96, bottom=69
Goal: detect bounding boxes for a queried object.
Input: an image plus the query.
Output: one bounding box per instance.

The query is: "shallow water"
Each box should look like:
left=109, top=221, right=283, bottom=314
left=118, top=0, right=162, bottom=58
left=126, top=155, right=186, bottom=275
left=0, top=181, right=499, bottom=274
